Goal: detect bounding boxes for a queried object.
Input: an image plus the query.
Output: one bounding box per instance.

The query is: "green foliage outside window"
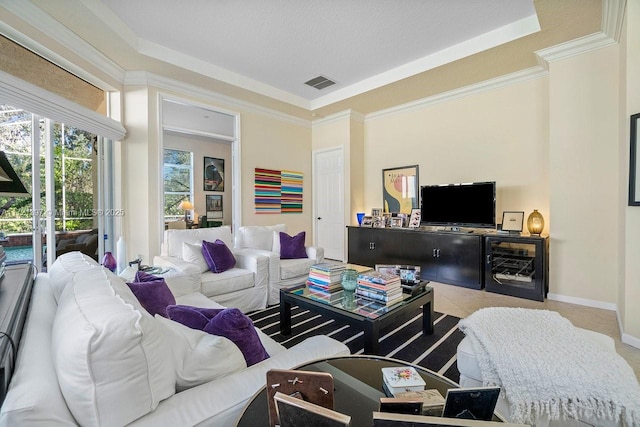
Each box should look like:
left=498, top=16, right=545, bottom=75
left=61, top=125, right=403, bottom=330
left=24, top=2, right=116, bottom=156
left=0, top=106, right=96, bottom=234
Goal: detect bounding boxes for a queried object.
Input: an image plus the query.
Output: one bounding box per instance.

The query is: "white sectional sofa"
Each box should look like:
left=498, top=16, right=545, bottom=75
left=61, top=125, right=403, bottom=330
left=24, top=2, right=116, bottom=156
left=154, top=226, right=270, bottom=312
left=0, top=252, right=350, bottom=426
left=235, top=224, right=324, bottom=305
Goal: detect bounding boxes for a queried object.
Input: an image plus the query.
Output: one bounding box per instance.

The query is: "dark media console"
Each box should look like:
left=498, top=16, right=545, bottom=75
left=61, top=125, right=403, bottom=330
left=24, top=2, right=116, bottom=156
left=347, top=226, right=549, bottom=300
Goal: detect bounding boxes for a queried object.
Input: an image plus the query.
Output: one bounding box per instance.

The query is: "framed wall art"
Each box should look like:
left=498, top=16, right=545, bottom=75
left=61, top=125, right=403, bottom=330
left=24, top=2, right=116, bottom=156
left=382, top=165, right=419, bottom=214
left=204, top=157, right=224, bottom=191
left=501, top=211, right=524, bottom=233
left=630, top=113, right=640, bottom=205
left=206, top=194, right=223, bottom=219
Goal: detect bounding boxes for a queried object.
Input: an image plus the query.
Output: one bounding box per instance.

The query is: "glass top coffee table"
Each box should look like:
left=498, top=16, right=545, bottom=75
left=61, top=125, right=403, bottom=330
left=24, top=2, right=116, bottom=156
left=235, top=355, right=504, bottom=427
left=279, top=281, right=433, bottom=355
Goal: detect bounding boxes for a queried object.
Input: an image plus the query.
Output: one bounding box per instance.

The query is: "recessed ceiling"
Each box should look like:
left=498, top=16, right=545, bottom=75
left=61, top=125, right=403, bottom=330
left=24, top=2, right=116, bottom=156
left=98, top=0, right=539, bottom=109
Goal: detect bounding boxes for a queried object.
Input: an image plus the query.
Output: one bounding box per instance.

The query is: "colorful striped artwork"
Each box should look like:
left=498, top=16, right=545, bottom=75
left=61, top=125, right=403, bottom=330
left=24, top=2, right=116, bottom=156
left=281, top=170, right=303, bottom=213
left=255, top=168, right=303, bottom=213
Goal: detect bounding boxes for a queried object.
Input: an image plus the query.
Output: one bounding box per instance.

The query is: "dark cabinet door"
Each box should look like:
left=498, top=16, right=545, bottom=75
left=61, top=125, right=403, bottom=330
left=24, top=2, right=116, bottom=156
left=484, top=235, right=547, bottom=301
left=402, top=231, right=438, bottom=279
left=437, top=234, right=482, bottom=287
left=369, top=228, right=403, bottom=265
left=347, top=227, right=373, bottom=266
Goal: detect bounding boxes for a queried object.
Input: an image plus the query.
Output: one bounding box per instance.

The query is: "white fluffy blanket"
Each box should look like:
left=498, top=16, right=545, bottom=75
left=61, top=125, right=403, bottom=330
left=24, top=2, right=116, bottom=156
left=458, top=307, right=640, bottom=425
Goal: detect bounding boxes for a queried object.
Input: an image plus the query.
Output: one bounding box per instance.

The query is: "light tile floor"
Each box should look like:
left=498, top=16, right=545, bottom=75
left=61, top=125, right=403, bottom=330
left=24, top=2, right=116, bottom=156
left=429, top=282, right=640, bottom=380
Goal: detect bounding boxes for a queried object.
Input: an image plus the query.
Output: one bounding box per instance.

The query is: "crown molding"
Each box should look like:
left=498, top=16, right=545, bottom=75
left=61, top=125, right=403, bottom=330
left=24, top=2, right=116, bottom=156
left=602, top=0, right=626, bottom=42
left=309, top=14, right=541, bottom=111
left=138, top=39, right=311, bottom=110
left=125, top=71, right=311, bottom=128
left=0, top=0, right=125, bottom=90
left=365, top=66, right=548, bottom=121
left=535, top=32, right=617, bottom=67
left=312, top=109, right=365, bottom=127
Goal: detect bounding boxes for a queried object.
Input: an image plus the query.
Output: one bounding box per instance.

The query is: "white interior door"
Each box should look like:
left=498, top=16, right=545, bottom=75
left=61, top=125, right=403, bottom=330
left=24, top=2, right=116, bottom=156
left=313, top=147, right=345, bottom=261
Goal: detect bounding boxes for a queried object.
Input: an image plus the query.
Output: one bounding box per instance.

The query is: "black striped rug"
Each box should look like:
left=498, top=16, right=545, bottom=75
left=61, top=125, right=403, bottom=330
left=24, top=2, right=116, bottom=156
left=248, top=304, right=464, bottom=383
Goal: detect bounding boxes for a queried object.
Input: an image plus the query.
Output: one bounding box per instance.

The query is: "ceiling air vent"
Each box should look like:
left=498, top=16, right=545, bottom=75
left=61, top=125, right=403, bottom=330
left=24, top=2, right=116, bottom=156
left=304, top=75, right=336, bottom=90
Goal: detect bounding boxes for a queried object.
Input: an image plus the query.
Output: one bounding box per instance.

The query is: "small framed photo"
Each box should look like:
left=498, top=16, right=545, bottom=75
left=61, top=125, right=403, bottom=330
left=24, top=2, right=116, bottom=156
left=382, top=212, right=392, bottom=227
left=398, top=265, right=421, bottom=284
left=442, top=386, right=501, bottom=421
left=372, top=216, right=385, bottom=228
left=408, top=208, right=421, bottom=228
left=371, top=207, right=383, bottom=217
left=361, top=215, right=374, bottom=227
left=206, top=194, right=223, bottom=219
left=501, top=211, right=524, bottom=233
left=394, top=212, right=408, bottom=227
left=390, top=217, right=404, bottom=228
left=376, top=264, right=399, bottom=276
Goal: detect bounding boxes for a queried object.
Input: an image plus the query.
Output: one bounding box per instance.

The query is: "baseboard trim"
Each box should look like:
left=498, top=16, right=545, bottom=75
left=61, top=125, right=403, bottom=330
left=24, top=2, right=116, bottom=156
left=547, top=292, right=617, bottom=311
left=548, top=292, right=640, bottom=350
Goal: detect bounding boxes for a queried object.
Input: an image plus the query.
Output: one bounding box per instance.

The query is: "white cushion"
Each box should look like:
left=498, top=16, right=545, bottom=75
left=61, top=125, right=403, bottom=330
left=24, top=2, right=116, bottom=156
left=163, top=227, right=234, bottom=258
left=200, top=269, right=255, bottom=297
left=182, top=242, right=209, bottom=273
left=154, top=315, right=247, bottom=392
left=237, top=224, right=287, bottom=251
left=48, top=251, right=99, bottom=303
left=52, top=267, right=175, bottom=426
left=0, top=275, right=77, bottom=426
left=280, top=258, right=315, bottom=280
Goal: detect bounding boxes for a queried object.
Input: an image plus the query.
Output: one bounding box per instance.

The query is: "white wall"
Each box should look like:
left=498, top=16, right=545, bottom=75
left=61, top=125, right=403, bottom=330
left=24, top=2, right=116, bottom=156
left=548, top=44, right=620, bottom=306
left=364, top=78, right=550, bottom=231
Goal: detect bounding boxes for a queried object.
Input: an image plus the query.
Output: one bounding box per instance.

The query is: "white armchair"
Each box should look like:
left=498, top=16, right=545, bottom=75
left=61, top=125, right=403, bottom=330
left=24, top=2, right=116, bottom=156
left=235, top=224, right=324, bottom=305
left=153, top=226, right=269, bottom=312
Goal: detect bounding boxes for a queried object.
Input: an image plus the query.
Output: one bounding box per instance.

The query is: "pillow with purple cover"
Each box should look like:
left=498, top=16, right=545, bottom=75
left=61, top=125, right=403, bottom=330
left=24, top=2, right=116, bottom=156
left=166, top=305, right=224, bottom=330
left=167, top=305, right=269, bottom=366
left=203, top=308, right=270, bottom=366
left=279, top=231, right=308, bottom=259
left=201, top=239, right=236, bottom=273
left=126, top=275, right=176, bottom=318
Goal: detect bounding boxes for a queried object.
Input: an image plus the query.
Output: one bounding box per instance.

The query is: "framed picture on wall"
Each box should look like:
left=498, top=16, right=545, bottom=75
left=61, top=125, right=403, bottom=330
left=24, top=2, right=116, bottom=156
left=382, top=165, right=419, bottom=214
left=206, top=194, right=223, bottom=219
left=204, top=157, right=224, bottom=191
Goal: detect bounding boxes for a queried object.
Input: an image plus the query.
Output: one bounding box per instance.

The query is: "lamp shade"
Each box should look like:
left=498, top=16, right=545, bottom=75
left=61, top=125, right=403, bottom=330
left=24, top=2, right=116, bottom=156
left=178, top=200, right=194, bottom=211
left=0, top=151, right=29, bottom=197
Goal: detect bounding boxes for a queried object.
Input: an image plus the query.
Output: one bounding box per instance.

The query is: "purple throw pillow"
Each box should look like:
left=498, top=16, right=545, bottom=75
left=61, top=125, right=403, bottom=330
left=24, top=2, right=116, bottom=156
left=201, top=239, right=236, bottom=273
left=203, top=308, right=270, bottom=366
left=279, top=231, right=308, bottom=259
left=126, top=277, right=176, bottom=318
left=166, top=305, right=224, bottom=330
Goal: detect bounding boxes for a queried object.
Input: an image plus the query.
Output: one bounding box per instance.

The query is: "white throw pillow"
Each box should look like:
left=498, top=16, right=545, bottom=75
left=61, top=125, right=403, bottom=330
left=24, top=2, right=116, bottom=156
left=48, top=251, right=99, bottom=303
left=52, top=267, right=175, bottom=426
left=182, top=241, right=209, bottom=273
left=155, top=315, right=247, bottom=391
left=270, top=224, right=290, bottom=255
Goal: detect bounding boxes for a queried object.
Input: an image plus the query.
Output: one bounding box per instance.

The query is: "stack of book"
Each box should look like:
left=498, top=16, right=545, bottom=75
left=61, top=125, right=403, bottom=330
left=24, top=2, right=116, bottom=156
left=306, top=263, right=346, bottom=292
left=355, top=271, right=403, bottom=306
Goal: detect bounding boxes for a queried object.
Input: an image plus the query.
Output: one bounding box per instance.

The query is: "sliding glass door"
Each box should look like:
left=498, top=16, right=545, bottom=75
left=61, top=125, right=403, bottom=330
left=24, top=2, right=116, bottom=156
left=0, top=104, right=114, bottom=270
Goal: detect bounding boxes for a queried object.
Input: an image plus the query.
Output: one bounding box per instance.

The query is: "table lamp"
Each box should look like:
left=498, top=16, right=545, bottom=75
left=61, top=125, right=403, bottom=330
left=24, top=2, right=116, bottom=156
left=0, top=151, right=30, bottom=278
left=178, top=199, right=194, bottom=223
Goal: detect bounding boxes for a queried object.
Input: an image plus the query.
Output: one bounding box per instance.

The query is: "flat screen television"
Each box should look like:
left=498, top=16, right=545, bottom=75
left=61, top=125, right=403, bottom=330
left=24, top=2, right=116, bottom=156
left=420, top=181, right=496, bottom=228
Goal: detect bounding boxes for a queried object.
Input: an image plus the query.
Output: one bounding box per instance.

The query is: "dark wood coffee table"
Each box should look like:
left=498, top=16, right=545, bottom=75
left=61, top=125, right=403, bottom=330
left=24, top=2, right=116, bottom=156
left=279, top=281, right=433, bottom=355
left=235, top=355, right=505, bottom=427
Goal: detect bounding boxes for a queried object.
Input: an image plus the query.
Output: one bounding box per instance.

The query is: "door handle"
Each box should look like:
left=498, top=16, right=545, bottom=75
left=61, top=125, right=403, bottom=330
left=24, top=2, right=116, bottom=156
left=432, top=249, right=437, bottom=258
left=486, top=255, right=491, bottom=264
